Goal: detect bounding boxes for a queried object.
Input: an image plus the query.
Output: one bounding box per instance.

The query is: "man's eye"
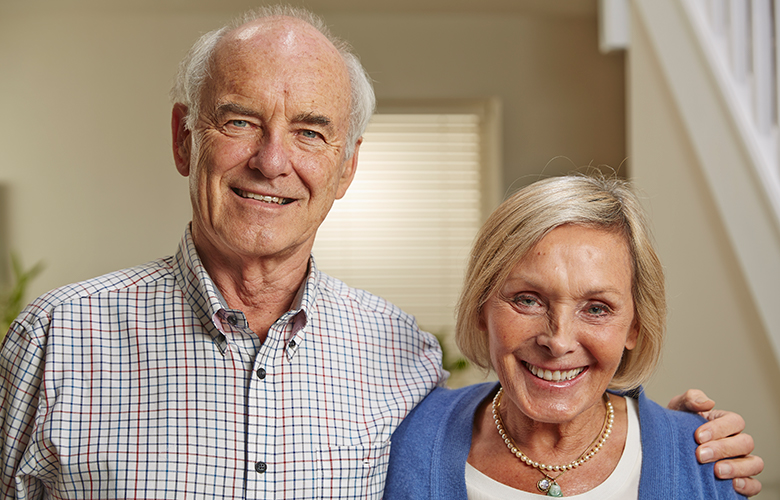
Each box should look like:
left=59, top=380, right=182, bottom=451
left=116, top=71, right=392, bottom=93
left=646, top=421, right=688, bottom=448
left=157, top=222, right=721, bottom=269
left=300, top=129, right=321, bottom=139
left=229, top=120, right=250, bottom=128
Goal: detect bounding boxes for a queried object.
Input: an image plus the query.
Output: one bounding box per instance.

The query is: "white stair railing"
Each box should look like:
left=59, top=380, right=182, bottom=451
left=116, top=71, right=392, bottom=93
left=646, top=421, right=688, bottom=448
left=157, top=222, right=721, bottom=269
left=632, top=0, right=780, bottom=370
left=684, top=0, right=780, bottom=224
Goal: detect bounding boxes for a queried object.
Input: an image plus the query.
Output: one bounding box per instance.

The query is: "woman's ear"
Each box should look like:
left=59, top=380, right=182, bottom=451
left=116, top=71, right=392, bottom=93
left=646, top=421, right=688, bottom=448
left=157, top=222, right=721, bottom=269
left=477, top=307, right=488, bottom=332
left=625, top=318, right=640, bottom=350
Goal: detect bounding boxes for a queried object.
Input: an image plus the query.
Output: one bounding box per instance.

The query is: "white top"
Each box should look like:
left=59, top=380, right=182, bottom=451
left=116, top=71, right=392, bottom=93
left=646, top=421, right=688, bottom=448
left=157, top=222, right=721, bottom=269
left=466, top=397, right=642, bottom=499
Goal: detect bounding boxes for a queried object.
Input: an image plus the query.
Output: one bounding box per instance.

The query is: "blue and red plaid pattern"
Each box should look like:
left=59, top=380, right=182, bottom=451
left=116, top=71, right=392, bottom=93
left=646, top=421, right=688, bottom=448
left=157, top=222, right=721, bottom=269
left=0, top=226, right=445, bottom=499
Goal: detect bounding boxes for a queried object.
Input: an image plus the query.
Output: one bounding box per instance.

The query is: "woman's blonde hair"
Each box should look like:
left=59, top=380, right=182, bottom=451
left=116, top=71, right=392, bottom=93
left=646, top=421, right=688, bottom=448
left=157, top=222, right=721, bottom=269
left=456, top=174, right=666, bottom=390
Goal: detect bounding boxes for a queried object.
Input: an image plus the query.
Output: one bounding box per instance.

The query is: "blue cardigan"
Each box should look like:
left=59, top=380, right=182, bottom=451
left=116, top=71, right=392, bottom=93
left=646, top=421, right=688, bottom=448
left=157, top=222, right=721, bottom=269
left=385, top=383, right=743, bottom=499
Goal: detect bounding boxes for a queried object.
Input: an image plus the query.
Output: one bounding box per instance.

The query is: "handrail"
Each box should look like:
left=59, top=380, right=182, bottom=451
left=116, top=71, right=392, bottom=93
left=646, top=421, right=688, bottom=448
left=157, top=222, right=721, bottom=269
left=633, top=0, right=780, bottom=371
left=684, top=0, right=780, bottom=224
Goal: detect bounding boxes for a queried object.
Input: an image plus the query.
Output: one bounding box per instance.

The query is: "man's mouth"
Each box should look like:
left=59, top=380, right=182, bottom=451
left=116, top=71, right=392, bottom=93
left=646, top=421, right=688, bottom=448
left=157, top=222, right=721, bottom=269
left=523, top=362, right=585, bottom=382
left=234, top=188, right=293, bottom=205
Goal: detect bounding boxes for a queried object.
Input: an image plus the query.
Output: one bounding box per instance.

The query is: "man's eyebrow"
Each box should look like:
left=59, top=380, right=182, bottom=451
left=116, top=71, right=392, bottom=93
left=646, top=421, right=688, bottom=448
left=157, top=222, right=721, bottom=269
left=293, top=112, right=333, bottom=130
left=214, top=102, right=263, bottom=119
left=213, top=105, right=334, bottom=131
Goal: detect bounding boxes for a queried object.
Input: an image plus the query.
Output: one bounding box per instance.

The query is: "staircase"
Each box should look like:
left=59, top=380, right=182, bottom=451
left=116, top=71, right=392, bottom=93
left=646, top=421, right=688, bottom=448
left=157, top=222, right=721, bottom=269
left=629, top=0, right=780, bottom=370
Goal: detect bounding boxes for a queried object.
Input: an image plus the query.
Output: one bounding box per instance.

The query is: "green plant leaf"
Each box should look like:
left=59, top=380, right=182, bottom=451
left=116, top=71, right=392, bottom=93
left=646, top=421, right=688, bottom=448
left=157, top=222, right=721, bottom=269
left=1, top=253, right=44, bottom=340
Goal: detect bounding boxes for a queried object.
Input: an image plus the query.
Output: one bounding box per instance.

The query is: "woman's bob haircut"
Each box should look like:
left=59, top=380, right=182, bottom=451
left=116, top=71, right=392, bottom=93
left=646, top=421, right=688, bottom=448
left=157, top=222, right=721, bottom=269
left=456, top=174, right=666, bottom=390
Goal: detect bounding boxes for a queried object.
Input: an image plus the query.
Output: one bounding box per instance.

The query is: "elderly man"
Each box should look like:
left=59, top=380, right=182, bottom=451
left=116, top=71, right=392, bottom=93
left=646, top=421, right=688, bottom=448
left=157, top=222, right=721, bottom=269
left=0, top=5, right=763, bottom=499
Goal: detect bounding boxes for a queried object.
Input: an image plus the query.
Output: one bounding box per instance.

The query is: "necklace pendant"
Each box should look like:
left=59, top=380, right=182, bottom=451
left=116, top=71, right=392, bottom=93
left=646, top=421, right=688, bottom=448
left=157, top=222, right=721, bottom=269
left=537, top=478, right=552, bottom=493
left=547, top=482, right=563, bottom=497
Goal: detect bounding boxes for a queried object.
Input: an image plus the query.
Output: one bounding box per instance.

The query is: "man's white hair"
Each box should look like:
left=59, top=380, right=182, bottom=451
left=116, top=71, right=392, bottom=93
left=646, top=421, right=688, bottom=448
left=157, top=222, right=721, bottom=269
left=170, top=4, right=375, bottom=158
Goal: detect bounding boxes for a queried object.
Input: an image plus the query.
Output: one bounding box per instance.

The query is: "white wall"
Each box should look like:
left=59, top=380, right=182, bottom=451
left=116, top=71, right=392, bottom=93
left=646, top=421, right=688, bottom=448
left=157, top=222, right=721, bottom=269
left=629, top=9, right=780, bottom=497
left=0, top=3, right=624, bottom=300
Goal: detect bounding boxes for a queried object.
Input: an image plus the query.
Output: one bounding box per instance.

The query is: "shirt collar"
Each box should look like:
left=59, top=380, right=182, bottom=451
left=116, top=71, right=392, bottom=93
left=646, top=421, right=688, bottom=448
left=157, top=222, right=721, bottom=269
left=173, top=224, right=230, bottom=347
left=173, top=224, right=323, bottom=354
left=274, top=257, right=322, bottom=359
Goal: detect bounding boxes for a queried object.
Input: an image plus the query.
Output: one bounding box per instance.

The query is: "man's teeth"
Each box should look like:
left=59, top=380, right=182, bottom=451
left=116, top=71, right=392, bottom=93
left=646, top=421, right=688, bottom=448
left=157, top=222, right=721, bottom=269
left=236, top=189, right=291, bottom=205
left=525, top=363, right=585, bottom=382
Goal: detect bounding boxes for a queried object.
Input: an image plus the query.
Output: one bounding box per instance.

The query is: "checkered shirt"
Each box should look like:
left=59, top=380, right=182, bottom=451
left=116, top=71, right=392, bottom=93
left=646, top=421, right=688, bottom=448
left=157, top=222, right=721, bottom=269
left=0, top=227, right=445, bottom=499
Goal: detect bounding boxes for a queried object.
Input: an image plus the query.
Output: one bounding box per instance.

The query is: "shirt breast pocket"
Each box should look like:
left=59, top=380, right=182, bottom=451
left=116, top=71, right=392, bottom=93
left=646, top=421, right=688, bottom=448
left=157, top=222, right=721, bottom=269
left=316, top=440, right=391, bottom=499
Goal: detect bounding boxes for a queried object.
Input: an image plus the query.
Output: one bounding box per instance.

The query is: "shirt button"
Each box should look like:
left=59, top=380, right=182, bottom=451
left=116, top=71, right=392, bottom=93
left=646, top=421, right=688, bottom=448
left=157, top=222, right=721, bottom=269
left=256, top=368, right=266, bottom=379
left=288, top=339, right=297, bottom=348
left=226, top=315, right=238, bottom=326
left=255, top=461, right=267, bottom=474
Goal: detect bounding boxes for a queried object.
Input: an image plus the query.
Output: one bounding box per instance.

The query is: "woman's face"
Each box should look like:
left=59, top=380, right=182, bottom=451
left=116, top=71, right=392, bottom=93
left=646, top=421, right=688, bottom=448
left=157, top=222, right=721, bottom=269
left=481, top=224, right=639, bottom=425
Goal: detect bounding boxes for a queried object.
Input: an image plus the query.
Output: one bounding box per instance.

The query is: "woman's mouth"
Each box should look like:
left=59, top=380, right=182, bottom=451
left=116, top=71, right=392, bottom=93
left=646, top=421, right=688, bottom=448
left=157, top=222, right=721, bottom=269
left=523, top=362, right=585, bottom=382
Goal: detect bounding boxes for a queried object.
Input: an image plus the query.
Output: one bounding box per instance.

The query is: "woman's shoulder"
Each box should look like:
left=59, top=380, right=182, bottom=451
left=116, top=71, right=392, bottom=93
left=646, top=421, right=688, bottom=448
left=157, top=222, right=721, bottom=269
left=393, top=382, right=497, bottom=442
left=386, top=383, right=498, bottom=500
left=623, top=389, right=746, bottom=499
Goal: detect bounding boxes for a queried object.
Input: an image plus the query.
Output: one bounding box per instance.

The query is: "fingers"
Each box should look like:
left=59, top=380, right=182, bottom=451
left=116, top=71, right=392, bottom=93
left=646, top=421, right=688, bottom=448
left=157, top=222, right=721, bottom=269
left=712, top=453, right=764, bottom=479
left=732, top=476, right=763, bottom=497
left=674, top=391, right=762, bottom=497
left=667, top=389, right=715, bottom=413
left=697, top=432, right=753, bottom=464
left=697, top=436, right=763, bottom=496
left=695, top=410, right=746, bottom=445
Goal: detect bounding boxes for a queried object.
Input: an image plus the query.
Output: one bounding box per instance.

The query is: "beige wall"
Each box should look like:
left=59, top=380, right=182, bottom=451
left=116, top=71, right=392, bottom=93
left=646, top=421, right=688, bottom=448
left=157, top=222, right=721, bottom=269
left=0, top=3, right=624, bottom=300
left=629, top=11, right=780, bottom=498
left=0, top=0, right=775, bottom=495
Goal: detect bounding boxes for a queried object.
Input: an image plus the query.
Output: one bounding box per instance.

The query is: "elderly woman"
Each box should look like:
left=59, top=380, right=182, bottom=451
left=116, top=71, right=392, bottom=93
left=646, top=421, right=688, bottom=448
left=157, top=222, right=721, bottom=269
left=385, top=175, right=747, bottom=499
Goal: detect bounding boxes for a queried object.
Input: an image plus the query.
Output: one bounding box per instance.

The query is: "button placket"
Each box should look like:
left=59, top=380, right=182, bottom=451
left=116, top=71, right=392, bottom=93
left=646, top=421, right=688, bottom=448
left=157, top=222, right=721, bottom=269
left=247, top=324, right=284, bottom=496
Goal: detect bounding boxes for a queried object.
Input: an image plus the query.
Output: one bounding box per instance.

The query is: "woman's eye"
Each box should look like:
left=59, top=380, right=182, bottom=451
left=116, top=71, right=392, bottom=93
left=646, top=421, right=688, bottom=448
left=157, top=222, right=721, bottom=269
left=229, top=120, right=250, bottom=128
left=586, top=304, right=609, bottom=316
left=513, top=296, right=538, bottom=307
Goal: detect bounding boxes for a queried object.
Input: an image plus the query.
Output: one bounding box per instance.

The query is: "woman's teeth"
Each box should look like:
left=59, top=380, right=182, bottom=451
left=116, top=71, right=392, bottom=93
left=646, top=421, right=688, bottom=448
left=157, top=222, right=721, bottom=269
left=524, top=362, right=585, bottom=382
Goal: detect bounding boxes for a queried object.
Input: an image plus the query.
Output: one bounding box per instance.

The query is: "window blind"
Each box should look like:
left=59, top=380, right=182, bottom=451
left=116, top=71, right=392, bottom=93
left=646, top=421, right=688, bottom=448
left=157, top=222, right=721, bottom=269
left=312, top=113, right=483, bottom=335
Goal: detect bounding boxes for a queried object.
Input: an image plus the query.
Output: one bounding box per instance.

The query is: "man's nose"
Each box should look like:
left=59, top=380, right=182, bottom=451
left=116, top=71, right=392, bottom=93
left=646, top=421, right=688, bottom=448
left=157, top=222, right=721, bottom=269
left=248, top=134, right=292, bottom=178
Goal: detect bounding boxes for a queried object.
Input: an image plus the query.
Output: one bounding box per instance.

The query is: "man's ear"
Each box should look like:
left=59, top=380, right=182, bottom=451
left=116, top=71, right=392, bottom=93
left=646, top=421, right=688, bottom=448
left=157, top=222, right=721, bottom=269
left=172, top=103, right=192, bottom=176
left=335, top=138, right=362, bottom=200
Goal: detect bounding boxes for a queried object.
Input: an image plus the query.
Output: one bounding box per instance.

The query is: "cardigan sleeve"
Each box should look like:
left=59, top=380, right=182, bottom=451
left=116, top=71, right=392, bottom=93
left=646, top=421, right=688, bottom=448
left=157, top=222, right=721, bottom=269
left=384, top=383, right=496, bottom=500
left=635, top=390, right=746, bottom=500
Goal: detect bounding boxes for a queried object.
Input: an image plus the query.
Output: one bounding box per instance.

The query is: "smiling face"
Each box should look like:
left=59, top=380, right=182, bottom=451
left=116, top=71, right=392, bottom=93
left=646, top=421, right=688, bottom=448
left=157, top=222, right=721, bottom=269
left=481, top=224, right=639, bottom=425
left=172, top=16, right=358, bottom=269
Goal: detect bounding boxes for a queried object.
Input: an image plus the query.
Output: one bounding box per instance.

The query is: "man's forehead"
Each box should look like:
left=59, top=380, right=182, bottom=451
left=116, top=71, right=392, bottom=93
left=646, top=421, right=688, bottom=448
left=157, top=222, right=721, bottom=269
left=223, top=16, right=338, bottom=59
left=212, top=17, right=349, bottom=91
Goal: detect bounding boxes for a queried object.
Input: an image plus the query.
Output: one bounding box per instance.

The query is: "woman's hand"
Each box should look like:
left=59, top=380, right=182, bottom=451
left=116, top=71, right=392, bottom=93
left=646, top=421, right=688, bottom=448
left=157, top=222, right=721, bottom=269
left=668, top=389, right=764, bottom=497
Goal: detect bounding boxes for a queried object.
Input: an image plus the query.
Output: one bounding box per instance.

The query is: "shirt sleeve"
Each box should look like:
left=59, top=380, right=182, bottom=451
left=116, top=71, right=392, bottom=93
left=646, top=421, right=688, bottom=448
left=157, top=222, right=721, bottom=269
left=0, top=316, right=50, bottom=500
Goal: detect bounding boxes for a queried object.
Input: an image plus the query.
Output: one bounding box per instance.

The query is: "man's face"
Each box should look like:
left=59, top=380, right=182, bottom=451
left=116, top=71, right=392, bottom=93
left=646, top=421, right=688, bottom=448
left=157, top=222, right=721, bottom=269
left=174, top=17, right=358, bottom=267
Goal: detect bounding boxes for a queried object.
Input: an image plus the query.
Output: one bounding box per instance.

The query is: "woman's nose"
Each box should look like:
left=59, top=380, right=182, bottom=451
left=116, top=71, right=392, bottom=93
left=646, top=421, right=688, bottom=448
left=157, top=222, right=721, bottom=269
left=536, top=313, right=579, bottom=357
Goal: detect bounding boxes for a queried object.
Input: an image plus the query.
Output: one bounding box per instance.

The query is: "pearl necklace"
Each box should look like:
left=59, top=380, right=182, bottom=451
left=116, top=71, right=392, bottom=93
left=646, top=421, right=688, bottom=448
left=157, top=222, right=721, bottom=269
left=491, top=388, right=614, bottom=497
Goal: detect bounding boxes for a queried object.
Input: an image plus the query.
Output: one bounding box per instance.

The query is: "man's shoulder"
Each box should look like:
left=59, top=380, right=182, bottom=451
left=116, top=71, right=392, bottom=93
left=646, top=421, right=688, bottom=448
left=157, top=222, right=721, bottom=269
left=409, top=383, right=495, bottom=420
left=314, top=270, right=413, bottom=322
left=19, top=256, right=176, bottom=322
